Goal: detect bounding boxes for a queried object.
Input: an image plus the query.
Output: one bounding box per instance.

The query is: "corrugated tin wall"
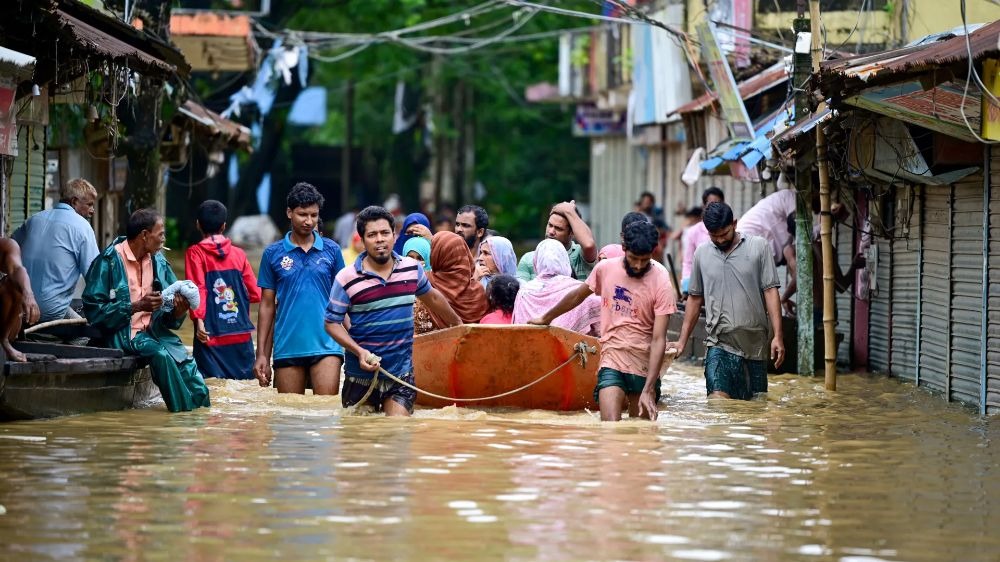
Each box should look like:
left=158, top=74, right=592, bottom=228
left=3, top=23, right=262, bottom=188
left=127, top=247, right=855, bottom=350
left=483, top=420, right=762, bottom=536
left=5, top=126, right=45, bottom=235
left=950, top=178, right=985, bottom=406
left=987, top=146, right=1000, bottom=414
left=869, top=197, right=892, bottom=373
left=920, top=185, right=950, bottom=394
left=589, top=137, right=648, bottom=247
left=890, top=187, right=919, bottom=380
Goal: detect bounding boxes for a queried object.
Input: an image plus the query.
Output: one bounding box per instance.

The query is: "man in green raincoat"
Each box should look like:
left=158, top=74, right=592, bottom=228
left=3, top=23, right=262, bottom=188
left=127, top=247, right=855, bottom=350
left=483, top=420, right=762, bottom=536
left=83, top=208, right=210, bottom=412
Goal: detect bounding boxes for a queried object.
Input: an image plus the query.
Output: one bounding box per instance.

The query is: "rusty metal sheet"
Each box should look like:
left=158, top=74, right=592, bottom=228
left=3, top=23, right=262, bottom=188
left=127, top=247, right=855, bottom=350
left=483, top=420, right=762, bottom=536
left=178, top=100, right=251, bottom=148
left=55, top=9, right=177, bottom=75
left=668, top=62, right=787, bottom=116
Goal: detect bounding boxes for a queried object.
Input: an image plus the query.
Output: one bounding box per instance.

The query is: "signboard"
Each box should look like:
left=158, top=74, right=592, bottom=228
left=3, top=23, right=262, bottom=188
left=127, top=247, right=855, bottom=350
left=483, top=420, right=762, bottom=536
left=982, top=58, right=1000, bottom=142
left=572, top=104, right=626, bottom=137
left=0, top=77, right=17, bottom=156
left=696, top=21, right=754, bottom=141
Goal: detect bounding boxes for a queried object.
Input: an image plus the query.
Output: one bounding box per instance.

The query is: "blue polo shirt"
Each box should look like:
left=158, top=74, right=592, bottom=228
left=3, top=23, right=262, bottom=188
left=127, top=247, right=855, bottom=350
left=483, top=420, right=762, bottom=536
left=258, top=232, right=345, bottom=360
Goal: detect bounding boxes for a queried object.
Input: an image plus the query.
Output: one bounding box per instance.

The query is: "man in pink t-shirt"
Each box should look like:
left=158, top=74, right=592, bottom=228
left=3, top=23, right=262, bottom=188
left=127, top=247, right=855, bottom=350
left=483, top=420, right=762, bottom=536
left=529, top=221, right=676, bottom=421
left=681, top=187, right=726, bottom=292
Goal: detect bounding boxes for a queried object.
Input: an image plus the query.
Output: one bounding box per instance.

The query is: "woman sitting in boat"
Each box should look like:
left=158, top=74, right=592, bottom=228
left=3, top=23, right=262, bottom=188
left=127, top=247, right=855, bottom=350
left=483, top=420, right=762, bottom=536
left=414, top=232, right=487, bottom=335
left=473, top=236, right=518, bottom=290
left=512, top=239, right=601, bottom=337
left=480, top=274, right=519, bottom=325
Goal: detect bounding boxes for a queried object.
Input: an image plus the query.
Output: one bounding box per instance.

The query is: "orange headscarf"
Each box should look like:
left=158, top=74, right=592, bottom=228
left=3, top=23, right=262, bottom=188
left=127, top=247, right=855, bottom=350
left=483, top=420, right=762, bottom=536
left=427, top=231, right=487, bottom=327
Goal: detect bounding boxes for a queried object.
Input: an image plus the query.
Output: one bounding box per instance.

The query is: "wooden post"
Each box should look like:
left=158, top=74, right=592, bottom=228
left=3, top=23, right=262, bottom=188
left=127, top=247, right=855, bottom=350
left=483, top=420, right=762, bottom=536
left=810, top=0, right=836, bottom=390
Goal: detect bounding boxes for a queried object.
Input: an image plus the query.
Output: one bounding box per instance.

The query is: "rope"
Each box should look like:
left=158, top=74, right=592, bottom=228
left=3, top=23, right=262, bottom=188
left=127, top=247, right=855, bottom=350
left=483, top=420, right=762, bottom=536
left=345, top=341, right=596, bottom=409
left=24, top=318, right=88, bottom=334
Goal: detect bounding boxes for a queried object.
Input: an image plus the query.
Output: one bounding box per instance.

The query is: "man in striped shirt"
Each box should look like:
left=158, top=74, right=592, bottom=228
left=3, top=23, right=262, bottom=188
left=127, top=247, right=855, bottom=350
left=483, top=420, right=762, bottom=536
left=325, top=206, right=461, bottom=416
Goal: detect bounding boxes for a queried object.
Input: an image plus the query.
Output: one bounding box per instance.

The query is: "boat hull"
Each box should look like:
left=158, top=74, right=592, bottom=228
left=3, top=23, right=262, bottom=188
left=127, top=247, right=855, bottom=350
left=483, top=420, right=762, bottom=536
left=1, top=343, right=157, bottom=421
left=413, top=325, right=600, bottom=411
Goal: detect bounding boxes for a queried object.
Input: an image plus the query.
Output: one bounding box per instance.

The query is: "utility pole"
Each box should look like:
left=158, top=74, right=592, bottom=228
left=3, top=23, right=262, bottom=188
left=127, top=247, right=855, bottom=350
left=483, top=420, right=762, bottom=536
left=341, top=79, right=354, bottom=215
left=810, top=0, right=837, bottom=390
left=792, top=3, right=814, bottom=377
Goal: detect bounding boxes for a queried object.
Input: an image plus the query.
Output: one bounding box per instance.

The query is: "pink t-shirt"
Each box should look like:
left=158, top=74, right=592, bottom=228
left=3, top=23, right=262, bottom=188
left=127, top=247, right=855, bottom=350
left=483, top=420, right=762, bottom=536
left=682, top=221, right=710, bottom=280
left=114, top=240, right=153, bottom=339
left=736, top=189, right=796, bottom=265
left=480, top=309, right=513, bottom=324
left=586, top=257, right=677, bottom=376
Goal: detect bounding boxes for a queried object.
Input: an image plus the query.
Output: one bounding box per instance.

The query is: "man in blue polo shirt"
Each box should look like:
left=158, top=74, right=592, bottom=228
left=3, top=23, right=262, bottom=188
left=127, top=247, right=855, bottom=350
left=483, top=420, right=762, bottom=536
left=13, top=178, right=99, bottom=323
left=325, top=206, right=461, bottom=416
left=255, top=183, right=346, bottom=395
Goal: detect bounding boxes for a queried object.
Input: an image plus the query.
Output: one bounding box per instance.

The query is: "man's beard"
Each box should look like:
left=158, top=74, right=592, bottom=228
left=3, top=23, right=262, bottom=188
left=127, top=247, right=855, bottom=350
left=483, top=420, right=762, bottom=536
left=714, top=238, right=734, bottom=252
left=462, top=232, right=477, bottom=249
left=624, top=259, right=651, bottom=278
left=369, top=252, right=391, bottom=265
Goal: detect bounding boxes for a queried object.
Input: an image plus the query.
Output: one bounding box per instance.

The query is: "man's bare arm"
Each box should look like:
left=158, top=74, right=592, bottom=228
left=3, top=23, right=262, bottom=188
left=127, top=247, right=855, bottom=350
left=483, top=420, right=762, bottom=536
left=417, top=288, right=462, bottom=327
left=528, top=282, right=593, bottom=325
left=667, top=294, right=703, bottom=353
left=554, top=202, right=597, bottom=263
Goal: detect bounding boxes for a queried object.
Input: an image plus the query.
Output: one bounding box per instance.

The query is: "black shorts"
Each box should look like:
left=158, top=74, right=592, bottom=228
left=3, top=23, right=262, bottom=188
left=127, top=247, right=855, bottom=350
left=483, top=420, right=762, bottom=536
left=272, top=354, right=342, bottom=369
left=341, top=373, right=416, bottom=413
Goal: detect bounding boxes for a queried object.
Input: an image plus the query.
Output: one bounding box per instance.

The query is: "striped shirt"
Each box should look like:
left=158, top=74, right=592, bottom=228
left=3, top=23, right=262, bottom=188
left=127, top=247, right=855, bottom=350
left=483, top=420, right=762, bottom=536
left=325, top=252, right=431, bottom=380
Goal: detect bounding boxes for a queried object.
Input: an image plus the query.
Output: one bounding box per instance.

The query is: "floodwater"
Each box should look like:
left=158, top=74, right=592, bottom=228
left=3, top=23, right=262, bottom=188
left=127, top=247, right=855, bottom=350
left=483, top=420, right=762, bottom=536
left=0, top=364, right=997, bottom=561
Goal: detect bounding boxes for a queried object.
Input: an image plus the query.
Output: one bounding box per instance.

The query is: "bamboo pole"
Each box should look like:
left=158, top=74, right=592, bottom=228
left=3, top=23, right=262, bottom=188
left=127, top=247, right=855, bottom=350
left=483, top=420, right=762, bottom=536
left=810, top=0, right=837, bottom=390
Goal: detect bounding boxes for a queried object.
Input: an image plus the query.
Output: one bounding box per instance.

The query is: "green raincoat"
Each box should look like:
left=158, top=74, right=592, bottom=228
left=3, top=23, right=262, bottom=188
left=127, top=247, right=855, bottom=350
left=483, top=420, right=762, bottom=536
left=83, top=237, right=210, bottom=412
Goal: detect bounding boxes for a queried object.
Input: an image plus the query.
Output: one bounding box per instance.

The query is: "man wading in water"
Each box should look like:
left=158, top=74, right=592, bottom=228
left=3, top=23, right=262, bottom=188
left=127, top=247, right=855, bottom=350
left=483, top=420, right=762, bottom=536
left=529, top=220, right=675, bottom=421
left=325, top=206, right=460, bottom=416
left=667, top=202, right=784, bottom=400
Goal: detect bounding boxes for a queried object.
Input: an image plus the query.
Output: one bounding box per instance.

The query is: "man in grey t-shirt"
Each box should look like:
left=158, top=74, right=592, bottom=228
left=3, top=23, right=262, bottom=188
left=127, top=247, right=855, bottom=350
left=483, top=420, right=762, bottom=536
left=667, top=202, right=784, bottom=400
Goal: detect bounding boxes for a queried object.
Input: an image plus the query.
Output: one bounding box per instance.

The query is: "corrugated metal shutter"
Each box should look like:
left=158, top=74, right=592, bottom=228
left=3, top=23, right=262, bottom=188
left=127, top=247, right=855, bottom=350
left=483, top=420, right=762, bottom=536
left=949, top=178, right=985, bottom=406
left=920, top=185, right=950, bottom=394
left=589, top=137, right=648, bottom=247
left=988, top=146, right=1000, bottom=415
left=6, top=125, right=45, bottom=235
left=869, top=199, right=891, bottom=374
left=890, top=187, right=919, bottom=380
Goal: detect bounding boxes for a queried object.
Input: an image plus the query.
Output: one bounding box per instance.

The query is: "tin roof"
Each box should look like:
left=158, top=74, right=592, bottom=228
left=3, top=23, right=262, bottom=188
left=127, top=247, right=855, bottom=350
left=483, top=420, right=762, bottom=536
left=178, top=100, right=251, bottom=149
left=820, top=20, right=1000, bottom=94
left=668, top=62, right=788, bottom=116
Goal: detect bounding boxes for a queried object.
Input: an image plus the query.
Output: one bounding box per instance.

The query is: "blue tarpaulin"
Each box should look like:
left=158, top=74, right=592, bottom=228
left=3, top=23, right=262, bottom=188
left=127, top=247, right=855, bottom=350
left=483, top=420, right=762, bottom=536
left=699, top=110, right=785, bottom=172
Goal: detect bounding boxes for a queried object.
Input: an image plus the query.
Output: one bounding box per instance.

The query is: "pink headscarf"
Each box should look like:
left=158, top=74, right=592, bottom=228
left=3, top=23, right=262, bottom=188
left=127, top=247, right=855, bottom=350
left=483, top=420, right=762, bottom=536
left=511, top=240, right=601, bottom=336
left=598, top=244, right=625, bottom=260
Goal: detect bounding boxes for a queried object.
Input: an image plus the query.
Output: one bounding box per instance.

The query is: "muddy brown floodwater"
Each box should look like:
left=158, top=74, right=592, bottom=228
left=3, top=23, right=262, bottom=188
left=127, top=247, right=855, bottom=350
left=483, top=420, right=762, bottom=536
left=0, top=364, right=997, bottom=561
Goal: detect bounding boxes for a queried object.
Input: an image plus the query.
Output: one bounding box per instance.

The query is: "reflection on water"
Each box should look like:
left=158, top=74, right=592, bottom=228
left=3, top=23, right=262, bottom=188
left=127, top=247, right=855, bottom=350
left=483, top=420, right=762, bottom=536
left=0, top=365, right=997, bottom=561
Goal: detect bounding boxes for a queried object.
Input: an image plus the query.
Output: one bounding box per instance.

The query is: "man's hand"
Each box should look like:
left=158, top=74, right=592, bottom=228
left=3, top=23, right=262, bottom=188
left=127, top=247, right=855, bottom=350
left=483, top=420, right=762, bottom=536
left=552, top=201, right=578, bottom=219
left=195, top=318, right=209, bottom=343
left=254, top=356, right=272, bottom=387
left=21, top=293, right=39, bottom=325
left=405, top=223, right=433, bottom=241
left=636, top=388, right=659, bottom=421
left=781, top=298, right=796, bottom=318
left=359, top=349, right=381, bottom=372
left=134, top=293, right=163, bottom=313
left=665, top=340, right=686, bottom=356
left=527, top=317, right=549, bottom=326
left=771, top=336, right=785, bottom=369
left=172, top=294, right=190, bottom=318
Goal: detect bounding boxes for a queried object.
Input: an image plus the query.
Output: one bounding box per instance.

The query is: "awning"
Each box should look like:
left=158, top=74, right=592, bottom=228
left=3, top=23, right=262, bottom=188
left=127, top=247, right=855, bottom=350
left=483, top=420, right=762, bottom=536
left=772, top=107, right=834, bottom=149
left=844, top=80, right=982, bottom=143
left=54, top=9, right=180, bottom=75
left=177, top=100, right=251, bottom=149
left=668, top=62, right=788, bottom=116
left=700, top=109, right=786, bottom=172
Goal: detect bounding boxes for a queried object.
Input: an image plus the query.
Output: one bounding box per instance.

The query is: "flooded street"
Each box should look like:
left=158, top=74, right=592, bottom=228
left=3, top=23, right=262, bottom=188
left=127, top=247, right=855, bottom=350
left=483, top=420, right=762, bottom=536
left=0, top=365, right=997, bottom=561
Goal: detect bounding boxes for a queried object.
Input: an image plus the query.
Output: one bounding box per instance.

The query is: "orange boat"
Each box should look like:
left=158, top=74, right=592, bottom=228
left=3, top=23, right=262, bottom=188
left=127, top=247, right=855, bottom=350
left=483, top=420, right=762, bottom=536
left=412, top=324, right=601, bottom=411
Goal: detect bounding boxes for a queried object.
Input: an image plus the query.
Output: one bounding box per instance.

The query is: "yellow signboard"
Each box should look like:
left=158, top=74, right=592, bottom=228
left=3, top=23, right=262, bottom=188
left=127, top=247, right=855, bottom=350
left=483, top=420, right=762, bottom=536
left=982, top=58, right=1000, bottom=142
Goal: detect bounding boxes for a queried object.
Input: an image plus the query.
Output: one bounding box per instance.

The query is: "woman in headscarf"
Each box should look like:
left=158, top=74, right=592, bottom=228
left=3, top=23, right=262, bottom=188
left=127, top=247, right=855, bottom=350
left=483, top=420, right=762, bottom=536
left=512, top=239, right=601, bottom=336
left=473, top=236, right=518, bottom=289
left=598, top=243, right=625, bottom=261
left=392, top=212, right=431, bottom=256
left=413, top=231, right=487, bottom=335
left=402, top=237, right=432, bottom=271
